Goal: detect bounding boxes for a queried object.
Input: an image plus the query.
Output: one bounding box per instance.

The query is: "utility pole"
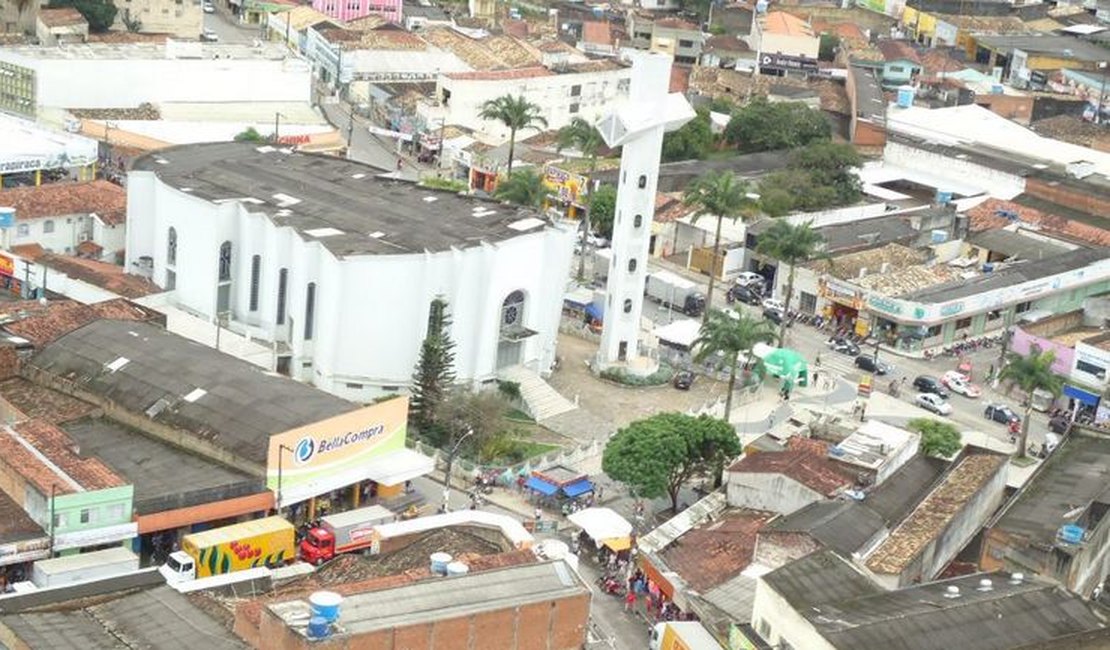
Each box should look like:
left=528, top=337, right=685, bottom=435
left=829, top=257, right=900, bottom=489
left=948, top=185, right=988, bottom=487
left=21, top=259, right=31, bottom=299
left=442, top=426, right=474, bottom=513
left=1096, top=61, right=1108, bottom=125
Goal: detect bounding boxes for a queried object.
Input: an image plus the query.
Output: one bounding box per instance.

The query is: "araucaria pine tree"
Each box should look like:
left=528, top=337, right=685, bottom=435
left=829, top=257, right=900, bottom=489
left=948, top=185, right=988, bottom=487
left=410, top=297, right=457, bottom=440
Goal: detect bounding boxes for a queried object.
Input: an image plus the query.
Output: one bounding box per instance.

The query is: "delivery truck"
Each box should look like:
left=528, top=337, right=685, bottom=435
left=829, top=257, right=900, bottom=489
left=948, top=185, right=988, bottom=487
left=592, top=248, right=613, bottom=283
left=160, top=515, right=295, bottom=584
left=29, top=546, right=139, bottom=589
left=645, top=271, right=706, bottom=317
left=649, top=622, right=724, bottom=650
left=299, top=504, right=395, bottom=565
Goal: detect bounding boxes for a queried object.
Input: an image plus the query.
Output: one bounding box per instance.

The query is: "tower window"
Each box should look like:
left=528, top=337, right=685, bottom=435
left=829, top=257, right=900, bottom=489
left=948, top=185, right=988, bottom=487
left=628, top=258, right=637, bottom=273
left=304, top=282, right=316, bottom=340
left=623, top=299, right=632, bottom=313
left=249, top=255, right=261, bottom=312
left=634, top=214, right=643, bottom=228
left=638, top=175, right=647, bottom=189
left=276, top=268, right=288, bottom=325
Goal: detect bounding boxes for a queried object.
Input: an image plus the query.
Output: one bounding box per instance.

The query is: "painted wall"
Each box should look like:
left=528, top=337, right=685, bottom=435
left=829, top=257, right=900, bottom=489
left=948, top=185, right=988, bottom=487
left=727, top=472, right=824, bottom=516
left=52, top=485, right=134, bottom=537
left=312, top=0, right=401, bottom=24
left=751, top=577, right=837, bottom=650
left=1010, top=327, right=1075, bottom=376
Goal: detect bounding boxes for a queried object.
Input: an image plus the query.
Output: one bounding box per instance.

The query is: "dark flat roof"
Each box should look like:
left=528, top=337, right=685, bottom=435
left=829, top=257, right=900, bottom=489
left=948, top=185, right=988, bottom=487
left=851, top=65, right=885, bottom=122
left=764, top=501, right=885, bottom=556
left=762, top=549, right=881, bottom=608
left=62, top=417, right=262, bottom=515
left=973, top=33, right=1110, bottom=62
left=132, top=143, right=549, bottom=257
left=899, top=247, right=1109, bottom=304
left=968, top=229, right=1071, bottom=261
left=751, top=213, right=920, bottom=253
left=865, top=454, right=948, bottom=525
left=28, top=319, right=356, bottom=466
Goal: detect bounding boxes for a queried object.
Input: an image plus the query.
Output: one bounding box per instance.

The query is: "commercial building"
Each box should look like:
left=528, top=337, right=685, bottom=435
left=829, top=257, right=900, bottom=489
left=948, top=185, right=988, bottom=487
left=0, top=181, right=126, bottom=262
left=751, top=11, right=820, bottom=76
left=0, top=113, right=99, bottom=177
left=313, top=0, right=401, bottom=26
left=627, top=15, right=706, bottom=64
left=0, top=490, right=49, bottom=584
left=114, top=0, right=203, bottom=38
left=752, top=549, right=1107, bottom=650
left=981, top=430, right=1110, bottom=598
left=305, top=24, right=469, bottom=90
left=125, top=143, right=574, bottom=400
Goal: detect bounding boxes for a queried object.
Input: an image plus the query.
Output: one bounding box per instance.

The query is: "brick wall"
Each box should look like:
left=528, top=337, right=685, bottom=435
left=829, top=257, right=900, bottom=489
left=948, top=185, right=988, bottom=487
left=0, top=347, right=19, bottom=381
left=1025, top=177, right=1110, bottom=218
left=974, top=94, right=1033, bottom=125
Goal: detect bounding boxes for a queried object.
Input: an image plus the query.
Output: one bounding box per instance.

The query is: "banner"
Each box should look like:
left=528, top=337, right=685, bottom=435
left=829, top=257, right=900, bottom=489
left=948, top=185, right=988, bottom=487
left=0, top=254, right=14, bottom=277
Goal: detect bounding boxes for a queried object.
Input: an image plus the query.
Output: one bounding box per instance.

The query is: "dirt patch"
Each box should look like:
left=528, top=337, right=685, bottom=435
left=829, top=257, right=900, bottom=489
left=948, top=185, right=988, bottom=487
left=314, top=528, right=504, bottom=585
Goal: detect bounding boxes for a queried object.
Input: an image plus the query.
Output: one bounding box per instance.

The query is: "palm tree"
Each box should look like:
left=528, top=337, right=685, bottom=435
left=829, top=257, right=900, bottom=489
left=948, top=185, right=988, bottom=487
left=494, top=168, right=547, bottom=209
left=683, top=170, right=759, bottom=322
left=998, top=347, right=1064, bottom=459
left=556, top=117, right=605, bottom=281
left=694, top=308, right=775, bottom=422
left=756, top=220, right=824, bottom=346
left=478, top=95, right=548, bottom=176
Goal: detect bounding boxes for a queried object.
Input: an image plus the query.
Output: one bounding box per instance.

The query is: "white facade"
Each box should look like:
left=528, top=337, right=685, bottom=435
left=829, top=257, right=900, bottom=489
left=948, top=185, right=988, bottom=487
left=115, top=0, right=203, bottom=38
left=751, top=576, right=838, bottom=650
left=429, top=64, right=633, bottom=140
left=0, top=42, right=311, bottom=109
left=124, top=169, right=575, bottom=401
left=4, top=212, right=118, bottom=260
left=1072, top=340, right=1110, bottom=390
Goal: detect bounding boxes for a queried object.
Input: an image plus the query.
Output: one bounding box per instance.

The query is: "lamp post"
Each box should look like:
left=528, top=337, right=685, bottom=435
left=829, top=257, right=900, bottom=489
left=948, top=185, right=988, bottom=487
left=273, top=112, right=288, bottom=143
left=48, top=484, right=56, bottom=557
left=276, top=443, right=294, bottom=514
left=442, top=426, right=474, bottom=513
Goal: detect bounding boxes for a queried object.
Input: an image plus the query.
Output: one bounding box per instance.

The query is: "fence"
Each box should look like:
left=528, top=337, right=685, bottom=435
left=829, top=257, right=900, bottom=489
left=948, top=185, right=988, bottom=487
left=407, top=436, right=605, bottom=485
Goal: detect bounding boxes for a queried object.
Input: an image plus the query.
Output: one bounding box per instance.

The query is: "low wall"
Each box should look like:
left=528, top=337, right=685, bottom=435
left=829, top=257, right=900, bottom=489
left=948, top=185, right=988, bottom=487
left=0, top=568, right=163, bottom=614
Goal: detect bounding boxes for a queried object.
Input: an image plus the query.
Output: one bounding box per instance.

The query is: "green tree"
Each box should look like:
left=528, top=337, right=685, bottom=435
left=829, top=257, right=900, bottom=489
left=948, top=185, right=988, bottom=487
left=662, top=109, right=714, bottom=162
left=998, top=347, right=1064, bottom=459
left=723, top=98, right=831, bottom=152
left=557, top=117, right=605, bottom=280
left=602, top=413, right=741, bottom=512
left=756, top=220, right=825, bottom=345
left=478, top=94, right=548, bottom=176
left=907, top=418, right=962, bottom=458
left=818, top=34, right=841, bottom=61
left=587, top=184, right=617, bottom=240
left=789, top=141, right=862, bottom=205
left=234, top=127, right=268, bottom=143
left=437, top=389, right=511, bottom=463
left=410, top=297, right=457, bottom=440
left=48, top=0, right=117, bottom=32
left=494, top=168, right=547, bottom=209
left=694, top=309, right=775, bottom=425
left=683, top=170, right=759, bottom=322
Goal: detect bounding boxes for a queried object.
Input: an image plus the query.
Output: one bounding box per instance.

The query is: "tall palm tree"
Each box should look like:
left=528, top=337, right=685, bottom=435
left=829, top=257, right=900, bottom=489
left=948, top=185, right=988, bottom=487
left=556, top=117, right=605, bottom=281
left=998, top=347, right=1064, bottom=459
left=756, top=220, right=824, bottom=346
left=683, top=170, right=759, bottom=323
left=494, top=168, right=547, bottom=209
left=694, top=308, right=775, bottom=422
left=478, top=94, right=548, bottom=176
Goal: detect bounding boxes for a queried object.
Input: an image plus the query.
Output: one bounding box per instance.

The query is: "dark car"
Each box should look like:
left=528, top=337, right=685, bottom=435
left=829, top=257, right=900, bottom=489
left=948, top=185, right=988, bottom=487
left=913, top=375, right=949, bottom=398
left=726, top=284, right=761, bottom=306
left=1049, top=416, right=1070, bottom=435
left=763, top=308, right=785, bottom=325
left=827, top=337, right=860, bottom=356
left=673, top=370, right=695, bottom=390
left=984, top=403, right=1021, bottom=424
left=854, top=355, right=890, bottom=375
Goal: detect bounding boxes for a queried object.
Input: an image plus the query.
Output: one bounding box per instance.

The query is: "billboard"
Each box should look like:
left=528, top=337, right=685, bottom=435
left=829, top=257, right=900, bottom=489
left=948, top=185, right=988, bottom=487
left=0, top=254, right=13, bottom=277
left=266, top=397, right=408, bottom=504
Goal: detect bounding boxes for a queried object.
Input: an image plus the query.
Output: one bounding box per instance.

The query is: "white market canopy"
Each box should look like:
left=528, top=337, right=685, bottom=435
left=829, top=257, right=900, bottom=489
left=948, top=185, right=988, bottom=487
left=0, top=113, right=98, bottom=174
left=568, top=507, right=633, bottom=541
left=655, top=318, right=701, bottom=350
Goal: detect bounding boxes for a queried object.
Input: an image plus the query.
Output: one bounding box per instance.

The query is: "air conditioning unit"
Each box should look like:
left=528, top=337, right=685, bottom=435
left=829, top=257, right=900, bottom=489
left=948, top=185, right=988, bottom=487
left=79, top=232, right=91, bottom=242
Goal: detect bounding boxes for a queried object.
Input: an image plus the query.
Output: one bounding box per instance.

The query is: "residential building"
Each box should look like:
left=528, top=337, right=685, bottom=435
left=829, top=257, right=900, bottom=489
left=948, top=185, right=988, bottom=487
left=826, top=420, right=921, bottom=486
left=0, top=0, right=41, bottom=34
left=751, top=11, right=820, bottom=75
left=265, top=5, right=338, bottom=53
left=870, top=39, right=922, bottom=87
left=577, top=20, right=619, bottom=57
left=753, top=500, right=887, bottom=570
left=0, top=180, right=126, bottom=261
left=727, top=442, right=856, bottom=515
left=981, top=430, right=1110, bottom=597
left=0, top=489, right=50, bottom=578
left=306, top=25, right=468, bottom=90
left=34, top=8, right=87, bottom=45
left=627, top=15, right=705, bottom=64
left=860, top=447, right=1008, bottom=588
left=114, top=0, right=203, bottom=38
left=700, top=35, right=753, bottom=69
left=125, top=142, right=574, bottom=400
left=752, top=549, right=1107, bottom=650
left=424, top=60, right=631, bottom=140
left=313, top=0, right=401, bottom=26
left=257, top=561, right=591, bottom=649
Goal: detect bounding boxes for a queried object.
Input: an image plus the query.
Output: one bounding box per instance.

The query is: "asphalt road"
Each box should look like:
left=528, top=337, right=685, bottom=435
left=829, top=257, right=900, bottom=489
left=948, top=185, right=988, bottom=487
left=203, top=7, right=261, bottom=43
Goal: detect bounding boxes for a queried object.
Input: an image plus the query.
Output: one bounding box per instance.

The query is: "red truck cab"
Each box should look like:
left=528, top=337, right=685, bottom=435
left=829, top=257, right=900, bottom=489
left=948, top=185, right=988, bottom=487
left=300, top=527, right=337, bottom=566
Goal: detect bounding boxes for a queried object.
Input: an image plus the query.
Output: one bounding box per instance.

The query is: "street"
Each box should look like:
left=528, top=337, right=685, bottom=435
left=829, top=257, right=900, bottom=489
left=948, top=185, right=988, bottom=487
left=203, top=6, right=261, bottom=43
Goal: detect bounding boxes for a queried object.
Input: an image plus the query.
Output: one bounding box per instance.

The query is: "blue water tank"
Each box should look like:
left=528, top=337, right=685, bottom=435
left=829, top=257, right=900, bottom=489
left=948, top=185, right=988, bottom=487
left=309, top=591, right=343, bottom=623
left=896, top=85, right=915, bottom=108
left=307, top=617, right=330, bottom=639
left=755, top=0, right=768, bottom=12
left=0, top=207, right=14, bottom=229
left=1060, top=524, right=1084, bottom=544
left=991, top=84, right=1004, bottom=95
left=935, top=190, right=953, bottom=205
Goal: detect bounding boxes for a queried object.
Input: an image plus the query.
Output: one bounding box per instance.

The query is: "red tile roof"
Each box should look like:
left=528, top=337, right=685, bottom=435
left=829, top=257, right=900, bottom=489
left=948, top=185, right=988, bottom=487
left=0, top=378, right=97, bottom=425
left=762, top=11, right=813, bottom=37
left=1, top=298, right=160, bottom=348
left=582, top=21, right=613, bottom=45
left=38, top=254, right=161, bottom=299
left=659, top=509, right=775, bottom=592
left=0, top=181, right=126, bottom=225
left=655, top=17, right=699, bottom=31
left=919, top=48, right=967, bottom=77
left=730, top=449, right=854, bottom=497
left=445, top=66, right=553, bottom=81
left=0, top=420, right=126, bottom=495
left=502, top=18, right=529, bottom=39
left=876, top=39, right=921, bottom=64
left=965, top=198, right=1110, bottom=248
left=38, top=7, right=87, bottom=27
left=670, top=64, right=690, bottom=93
left=810, top=19, right=866, bottom=43
left=10, top=243, right=46, bottom=260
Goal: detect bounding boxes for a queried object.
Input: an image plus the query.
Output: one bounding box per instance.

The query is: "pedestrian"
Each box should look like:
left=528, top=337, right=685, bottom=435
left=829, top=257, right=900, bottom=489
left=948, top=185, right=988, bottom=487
left=815, top=353, right=822, bottom=366
left=859, top=403, right=867, bottom=422
left=534, top=506, right=542, bottom=523
left=813, top=370, right=820, bottom=385
left=625, top=590, right=636, bottom=612
left=396, top=158, right=403, bottom=171
left=596, top=485, right=604, bottom=502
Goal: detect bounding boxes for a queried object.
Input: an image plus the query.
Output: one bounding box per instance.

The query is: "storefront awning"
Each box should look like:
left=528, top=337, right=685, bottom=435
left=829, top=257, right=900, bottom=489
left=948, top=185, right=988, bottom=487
left=1064, top=384, right=1100, bottom=407
left=568, top=507, right=632, bottom=541
left=603, top=536, right=631, bottom=552
left=362, top=449, right=435, bottom=486
left=53, top=522, right=137, bottom=552
left=562, top=478, right=594, bottom=498
left=525, top=476, right=559, bottom=496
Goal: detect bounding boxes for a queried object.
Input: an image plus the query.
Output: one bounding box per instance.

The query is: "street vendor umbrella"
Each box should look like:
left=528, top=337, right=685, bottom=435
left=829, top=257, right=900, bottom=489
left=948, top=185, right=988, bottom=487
left=754, top=345, right=808, bottom=387
left=567, top=507, right=633, bottom=541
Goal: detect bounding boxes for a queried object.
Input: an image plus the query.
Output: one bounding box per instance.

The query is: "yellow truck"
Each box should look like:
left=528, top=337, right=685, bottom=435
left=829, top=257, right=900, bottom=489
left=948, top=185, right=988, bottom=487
left=160, top=516, right=295, bottom=584
left=650, top=622, right=724, bottom=650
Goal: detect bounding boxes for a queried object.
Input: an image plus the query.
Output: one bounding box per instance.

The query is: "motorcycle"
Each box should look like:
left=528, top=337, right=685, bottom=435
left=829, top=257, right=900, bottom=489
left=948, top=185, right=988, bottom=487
left=598, top=575, right=626, bottom=596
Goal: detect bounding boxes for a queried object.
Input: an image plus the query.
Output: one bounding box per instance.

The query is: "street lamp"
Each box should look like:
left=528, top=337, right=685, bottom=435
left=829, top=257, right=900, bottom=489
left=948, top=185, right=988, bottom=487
left=273, top=111, right=288, bottom=143
left=276, top=443, right=294, bottom=514
left=442, top=426, right=474, bottom=513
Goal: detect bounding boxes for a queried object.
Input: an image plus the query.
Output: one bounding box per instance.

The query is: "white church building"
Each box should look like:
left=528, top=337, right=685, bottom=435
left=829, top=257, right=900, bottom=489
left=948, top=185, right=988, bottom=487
left=125, top=142, right=574, bottom=401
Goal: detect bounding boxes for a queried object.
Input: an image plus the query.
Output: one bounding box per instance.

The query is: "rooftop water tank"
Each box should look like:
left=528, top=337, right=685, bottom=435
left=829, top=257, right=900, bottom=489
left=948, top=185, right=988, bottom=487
left=896, top=85, right=915, bottom=108
left=0, top=207, right=14, bottom=229
left=1059, top=524, right=1085, bottom=544
left=306, top=616, right=330, bottom=639
left=445, top=562, right=469, bottom=576
left=430, top=552, right=452, bottom=575
left=309, top=591, right=343, bottom=623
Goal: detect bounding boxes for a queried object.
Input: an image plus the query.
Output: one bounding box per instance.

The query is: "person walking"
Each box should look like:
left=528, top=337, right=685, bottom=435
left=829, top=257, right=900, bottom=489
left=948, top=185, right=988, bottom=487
left=625, top=589, right=636, bottom=612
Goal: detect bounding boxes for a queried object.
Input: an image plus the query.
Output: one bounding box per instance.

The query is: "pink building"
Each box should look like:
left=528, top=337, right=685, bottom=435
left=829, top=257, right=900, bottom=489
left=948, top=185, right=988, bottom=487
left=312, top=0, right=401, bottom=25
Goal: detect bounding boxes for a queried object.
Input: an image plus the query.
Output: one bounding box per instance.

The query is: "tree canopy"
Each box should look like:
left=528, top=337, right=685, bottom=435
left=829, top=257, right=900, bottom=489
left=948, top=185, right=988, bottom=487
left=662, top=109, right=714, bottom=162
left=695, top=309, right=774, bottom=423
left=724, top=99, right=831, bottom=153
left=494, top=168, right=548, bottom=209
left=49, top=0, right=117, bottom=32
left=602, top=413, right=741, bottom=511
left=410, top=297, right=457, bottom=441
left=478, top=94, right=547, bottom=175
left=234, top=127, right=268, bottom=143
left=684, top=170, right=759, bottom=320
left=587, top=184, right=617, bottom=239
left=907, top=418, right=962, bottom=458
left=757, top=142, right=862, bottom=216
left=756, top=220, right=825, bottom=344
left=999, top=346, right=1064, bottom=458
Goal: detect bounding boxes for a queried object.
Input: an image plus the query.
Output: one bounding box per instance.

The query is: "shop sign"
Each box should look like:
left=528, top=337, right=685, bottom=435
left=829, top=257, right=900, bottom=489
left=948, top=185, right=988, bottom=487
left=0, top=254, right=13, bottom=277
left=939, top=301, right=964, bottom=317
left=543, top=165, right=587, bottom=203
left=277, top=134, right=312, bottom=145
left=53, top=522, right=138, bottom=552
left=267, top=397, right=408, bottom=505
left=0, top=537, right=50, bottom=566
left=759, top=53, right=818, bottom=72
left=0, top=159, right=48, bottom=174
left=868, top=295, right=904, bottom=316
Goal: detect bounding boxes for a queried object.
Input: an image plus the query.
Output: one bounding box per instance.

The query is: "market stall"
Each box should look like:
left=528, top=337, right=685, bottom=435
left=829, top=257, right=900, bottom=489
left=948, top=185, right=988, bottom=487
left=524, top=465, right=595, bottom=501
left=568, top=507, right=633, bottom=552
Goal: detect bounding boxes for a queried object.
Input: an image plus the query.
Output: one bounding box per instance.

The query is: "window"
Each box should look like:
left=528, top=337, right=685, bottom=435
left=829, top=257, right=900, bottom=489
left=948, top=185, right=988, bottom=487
left=304, top=282, right=316, bottom=340
left=167, top=227, right=177, bottom=265
left=1015, top=301, right=1032, bottom=314
left=276, top=268, right=288, bottom=325
left=346, top=382, right=364, bottom=389
left=502, top=290, right=525, bottom=326
left=249, top=254, right=261, bottom=312
left=889, top=65, right=905, bottom=73
left=106, top=503, right=125, bottom=521
left=16, top=223, right=28, bottom=237
left=628, top=258, right=637, bottom=273
left=570, top=84, right=581, bottom=97
left=987, top=309, right=1002, bottom=321
left=954, top=316, right=972, bottom=330
left=757, top=619, right=770, bottom=639
left=1076, top=359, right=1107, bottom=381
left=927, top=324, right=942, bottom=338
left=79, top=508, right=98, bottom=524
left=53, top=513, right=67, bottom=529
left=569, top=103, right=580, bottom=114
left=43, top=220, right=54, bottom=233
left=218, top=241, right=232, bottom=281
left=638, top=175, right=647, bottom=189
left=623, top=298, right=632, bottom=313
left=166, top=269, right=176, bottom=291
left=678, top=39, right=694, bottom=48
left=633, top=214, right=643, bottom=228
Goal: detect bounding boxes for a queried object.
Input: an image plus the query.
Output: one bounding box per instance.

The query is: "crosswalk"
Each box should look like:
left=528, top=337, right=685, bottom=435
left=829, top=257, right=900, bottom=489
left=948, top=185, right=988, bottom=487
left=813, top=353, right=873, bottom=388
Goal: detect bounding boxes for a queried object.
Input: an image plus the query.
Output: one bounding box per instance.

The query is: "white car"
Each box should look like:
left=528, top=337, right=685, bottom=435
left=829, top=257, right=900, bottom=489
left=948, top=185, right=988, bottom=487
left=735, top=271, right=764, bottom=287
left=915, top=392, right=953, bottom=415
left=941, top=370, right=982, bottom=398
left=200, top=27, right=219, bottom=41
left=762, top=297, right=784, bottom=312
left=203, top=2, right=215, bottom=12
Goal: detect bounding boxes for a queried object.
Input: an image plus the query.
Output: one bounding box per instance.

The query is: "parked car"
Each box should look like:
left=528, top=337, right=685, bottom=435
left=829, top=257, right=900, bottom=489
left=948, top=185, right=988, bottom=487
left=827, top=337, right=860, bottom=356
left=913, top=375, right=949, bottom=398
left=762, top=297, right=785, bottom=312
left=763, top=308, right=785, bottom=325
left=735, top=271, right=765, bottom=287
left=941, top=370, right=982, bottom=398
left=915, top=392, right=953, bottom=415
left=673, top=370, right=694, bottom=390
left=726, top=284, right=761, bottom=306
left=1049, top=416, right=1070, bottom=435
left=854, top=355, right=890, bottom=375
left=203, top=2, right=215, bottom=12
left=200, top=27, right=219, bottom=41
left=984, top=403, right=1021, bottom=425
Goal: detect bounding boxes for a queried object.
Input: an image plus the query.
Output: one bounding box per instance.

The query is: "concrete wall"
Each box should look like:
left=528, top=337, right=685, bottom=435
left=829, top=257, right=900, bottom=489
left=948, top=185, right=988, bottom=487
left=751, top=577, right=836, bottom=650
left=883, top=140, right=1026, bottom=200
left=1024, top=177, right=1110, bottom=222
left=974, top=94, right=1034, bottom=126
left=727, top=473, right=823, bottom=516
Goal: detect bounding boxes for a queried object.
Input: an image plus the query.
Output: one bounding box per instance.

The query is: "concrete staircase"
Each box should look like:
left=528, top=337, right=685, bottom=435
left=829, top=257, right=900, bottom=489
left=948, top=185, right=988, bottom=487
left=498, top=365, right=578, bottom=422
